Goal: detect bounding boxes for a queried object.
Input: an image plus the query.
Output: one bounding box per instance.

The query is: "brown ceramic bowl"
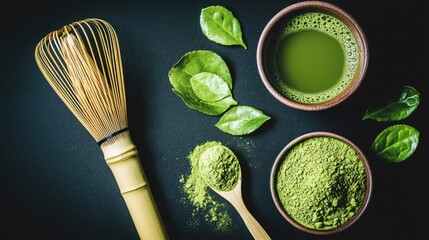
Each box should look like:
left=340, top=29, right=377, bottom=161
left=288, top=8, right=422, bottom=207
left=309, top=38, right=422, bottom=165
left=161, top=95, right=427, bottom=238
left=270, top=132, right=372, bottom=235
left=257, top=1, right=369, bottom=111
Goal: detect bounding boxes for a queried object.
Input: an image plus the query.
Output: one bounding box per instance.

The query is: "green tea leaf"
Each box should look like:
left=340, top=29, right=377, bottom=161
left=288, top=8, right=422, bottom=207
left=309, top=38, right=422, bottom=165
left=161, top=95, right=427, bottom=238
left=190, top=72, right=231, bottom=102
left=169, top=50, right=232, bottom=100
left=173, top=89, right=237, bottom=115
left=363, top=86, right=420, bottom=122
left=200, top=6, right=247, bottom=49
left=371, top=124, right=419, bottom=163
left=216, top=106, right=271, bottom=135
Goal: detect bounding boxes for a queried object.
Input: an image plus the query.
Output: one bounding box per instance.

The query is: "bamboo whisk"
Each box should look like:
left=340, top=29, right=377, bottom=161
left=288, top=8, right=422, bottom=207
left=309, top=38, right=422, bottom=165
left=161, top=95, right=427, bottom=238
left=35, top=18, right=167, bottom=239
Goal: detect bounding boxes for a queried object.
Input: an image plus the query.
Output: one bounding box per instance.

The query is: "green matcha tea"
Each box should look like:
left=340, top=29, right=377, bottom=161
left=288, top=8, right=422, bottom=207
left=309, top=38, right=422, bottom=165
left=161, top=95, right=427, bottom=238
left=277, top=30, right=344, bottom=93
left=272, top=12, right=359, bottom=104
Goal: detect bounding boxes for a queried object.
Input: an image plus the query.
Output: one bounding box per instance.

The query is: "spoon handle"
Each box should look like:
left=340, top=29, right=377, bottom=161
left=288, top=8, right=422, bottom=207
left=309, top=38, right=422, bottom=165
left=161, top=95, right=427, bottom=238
left=231, top=198, right=270, bottom=240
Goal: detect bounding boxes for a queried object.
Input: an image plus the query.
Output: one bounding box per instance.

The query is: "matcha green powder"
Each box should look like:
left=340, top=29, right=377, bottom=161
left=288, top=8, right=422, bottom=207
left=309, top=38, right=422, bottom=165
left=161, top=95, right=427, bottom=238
left=199, top=145, right=240, bottom=192
left=276, top=137, right=367, bottom=230
left=180, top=141, right=234, bottom=231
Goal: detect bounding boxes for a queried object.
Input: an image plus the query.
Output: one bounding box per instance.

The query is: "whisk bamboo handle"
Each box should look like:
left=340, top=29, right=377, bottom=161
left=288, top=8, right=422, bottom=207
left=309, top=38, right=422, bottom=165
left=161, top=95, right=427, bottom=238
left=101, top=135, right=167, bottom=240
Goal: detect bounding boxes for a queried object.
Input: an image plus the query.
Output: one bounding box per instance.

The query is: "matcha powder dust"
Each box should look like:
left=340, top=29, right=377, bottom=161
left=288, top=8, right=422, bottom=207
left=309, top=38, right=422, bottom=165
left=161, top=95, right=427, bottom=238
left=276, top=136, right=367, bottom=230
left=180, top=141, right=233, bottom=231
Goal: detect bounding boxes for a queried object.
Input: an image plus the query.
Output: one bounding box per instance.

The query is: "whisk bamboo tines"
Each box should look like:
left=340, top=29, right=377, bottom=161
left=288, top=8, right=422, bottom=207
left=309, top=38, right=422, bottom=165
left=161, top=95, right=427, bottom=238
left=35, top=18, right=167, bottom=239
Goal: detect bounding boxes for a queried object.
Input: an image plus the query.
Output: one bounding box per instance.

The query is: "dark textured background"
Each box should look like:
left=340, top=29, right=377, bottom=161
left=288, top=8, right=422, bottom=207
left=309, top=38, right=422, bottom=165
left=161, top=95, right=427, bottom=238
left=1, top=0, right=427, bottom=239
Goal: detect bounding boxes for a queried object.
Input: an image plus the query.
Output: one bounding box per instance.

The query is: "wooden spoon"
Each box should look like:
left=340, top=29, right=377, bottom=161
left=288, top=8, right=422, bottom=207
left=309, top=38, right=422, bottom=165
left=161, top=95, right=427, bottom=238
left=207, top=172, right=271, bottom=240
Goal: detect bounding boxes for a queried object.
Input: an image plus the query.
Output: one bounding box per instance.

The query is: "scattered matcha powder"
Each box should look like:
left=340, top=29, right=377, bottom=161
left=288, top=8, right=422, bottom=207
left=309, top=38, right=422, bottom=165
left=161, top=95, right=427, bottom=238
left=180, top=141, right=233, bottom=231
left=199, top=145, right=240, bottom=191
left=236, top=138, right=256, bottom=157
left=276, top=137, right=367, bottom=230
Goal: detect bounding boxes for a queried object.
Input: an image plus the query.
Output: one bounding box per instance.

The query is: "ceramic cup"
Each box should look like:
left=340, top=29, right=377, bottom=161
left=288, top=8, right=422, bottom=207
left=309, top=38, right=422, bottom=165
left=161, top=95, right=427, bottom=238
left=257, top=1, right=369, bottom=111
left=270, top=132, right=373, bottom=234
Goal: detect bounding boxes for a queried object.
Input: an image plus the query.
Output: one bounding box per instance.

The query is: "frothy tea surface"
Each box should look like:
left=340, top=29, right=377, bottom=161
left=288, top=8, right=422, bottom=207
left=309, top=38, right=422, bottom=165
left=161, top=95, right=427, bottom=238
left=271, top=12, right=359, bottom=104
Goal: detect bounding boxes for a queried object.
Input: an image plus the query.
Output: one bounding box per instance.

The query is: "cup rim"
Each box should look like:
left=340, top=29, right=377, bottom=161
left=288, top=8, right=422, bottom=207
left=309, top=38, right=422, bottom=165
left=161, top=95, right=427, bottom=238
left=270, top=131, right=373, bottom=235
left=256, top=1, right=369, bottom=111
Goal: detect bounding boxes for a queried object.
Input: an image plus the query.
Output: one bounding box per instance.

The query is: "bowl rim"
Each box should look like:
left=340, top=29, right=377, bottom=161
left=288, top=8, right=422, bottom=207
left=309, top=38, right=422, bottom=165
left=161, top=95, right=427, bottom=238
left=256, top=1, right=369, bottom=111
left=269, top=131, right=373, bottom=235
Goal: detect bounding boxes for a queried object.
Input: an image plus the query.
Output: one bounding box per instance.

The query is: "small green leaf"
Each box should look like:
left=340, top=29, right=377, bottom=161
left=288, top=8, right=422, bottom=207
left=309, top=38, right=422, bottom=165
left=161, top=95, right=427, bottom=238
left=216, top=106, right=271, bottom=135
left=190, top=72, right=231, bottom=102
left=363, top=86, right=420, bottom=122
left=200, top=6, right=247, bottom=49
left=169, top=50, right=232, bottom=100
left=173, top=89, right=237, bottom=115
left=371, top=124, right=419, bottom=163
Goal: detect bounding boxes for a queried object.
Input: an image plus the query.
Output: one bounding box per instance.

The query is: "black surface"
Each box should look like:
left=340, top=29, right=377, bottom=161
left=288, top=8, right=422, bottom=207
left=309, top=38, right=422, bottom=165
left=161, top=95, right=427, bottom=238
left=1, top=0, right=428, bottom=239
